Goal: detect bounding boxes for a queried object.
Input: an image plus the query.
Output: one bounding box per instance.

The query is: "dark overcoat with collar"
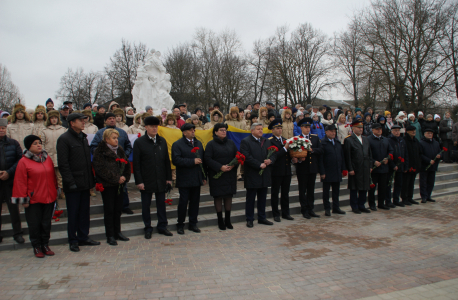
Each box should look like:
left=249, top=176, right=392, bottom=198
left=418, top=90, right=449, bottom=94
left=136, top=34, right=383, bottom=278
left=172, top=136, right=206, bottom=188
left=319, top=137, right=346, bottom=182
left=240, top=135, right=276, bottom=189
left=343, top=133, right=372, bottom=190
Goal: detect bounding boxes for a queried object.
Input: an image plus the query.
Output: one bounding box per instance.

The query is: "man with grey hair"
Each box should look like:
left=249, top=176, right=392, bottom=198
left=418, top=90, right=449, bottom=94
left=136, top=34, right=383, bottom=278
left=240, top=123, right=276, bottom=228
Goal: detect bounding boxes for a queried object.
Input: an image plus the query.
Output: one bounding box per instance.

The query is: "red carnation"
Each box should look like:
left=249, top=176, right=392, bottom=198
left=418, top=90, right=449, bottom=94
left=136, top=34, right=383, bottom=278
left=289, top=140, right=293, bottom=144
left=294, top=137, right=298, bottom=141
left=412, top=169, right=416, bottom=172
left=267, top=146, right=279, bottom=152
left=389, top=154, right=393, bottom=160
left=95, top=183, right=104, bottom=192
left=283, top=140, right=286, bottom=144
left=191, top=147, right=199, bottom=153
left=370, top=183, right=376, bottom=188
left=398, top=156, right=402, bottom=161
left=137, top=133, right=141, bottom=138
left=342, top=170, right=348, bottom=176
left=401, top=158, right=405, bottom=163
left=443, top=147, right=448, bottom=152
left=301, top=146, right=305, bottom=150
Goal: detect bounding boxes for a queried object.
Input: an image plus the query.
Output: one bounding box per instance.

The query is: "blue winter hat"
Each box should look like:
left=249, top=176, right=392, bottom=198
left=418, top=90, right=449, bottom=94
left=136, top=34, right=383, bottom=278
left=364, top=112, right=372, bottom=118
left=46, top=98, right=53, bottom=105
left=292, top=107, right=298, bottom=114
left=83, top=103, right=92, bottom=109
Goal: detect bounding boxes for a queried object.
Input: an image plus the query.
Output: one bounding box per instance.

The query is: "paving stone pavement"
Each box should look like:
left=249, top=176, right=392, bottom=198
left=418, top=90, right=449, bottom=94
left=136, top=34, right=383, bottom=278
left=1, top=194, right=458, bottom=300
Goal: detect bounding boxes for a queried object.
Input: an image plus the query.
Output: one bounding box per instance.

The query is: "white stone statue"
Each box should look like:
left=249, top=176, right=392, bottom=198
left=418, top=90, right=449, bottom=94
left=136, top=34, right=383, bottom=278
left=132, top=49, right=175, bottom=113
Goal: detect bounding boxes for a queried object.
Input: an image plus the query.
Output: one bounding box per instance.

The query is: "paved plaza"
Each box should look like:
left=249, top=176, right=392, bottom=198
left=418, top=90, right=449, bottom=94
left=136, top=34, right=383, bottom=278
left=1, top=193, right=458, bottom=300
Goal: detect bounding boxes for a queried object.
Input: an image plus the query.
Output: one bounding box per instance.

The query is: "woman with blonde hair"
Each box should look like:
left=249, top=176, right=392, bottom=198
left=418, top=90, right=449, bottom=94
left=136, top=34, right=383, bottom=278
left=164, top=113, right=178, bottom=129
left=92, top=129, right=131, bottom=246
left=336, top=114, right=351, bottom=143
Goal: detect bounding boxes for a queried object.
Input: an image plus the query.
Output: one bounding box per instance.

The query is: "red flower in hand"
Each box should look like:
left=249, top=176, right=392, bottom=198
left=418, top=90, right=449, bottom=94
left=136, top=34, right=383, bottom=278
left=401, top=158, right=405, bottom=163
left=95, top=183, right=104, bottom=192
left=267, top=146, right=279, bottom=152
left=137, top=133, right=141, bottom=138
left=412, top=169, right=416, bottom=172
left=342, top=170, right=348, bottom=176
left=443, top=147, right=448, bottom=152
left=191, top=147, right=199, bottom=153
left=283, top=140, right=286, bottom=145
left=389, top=154, right=394, bottom=160
left=398, top=156, right=402, bottom=161
left=370, top=183, right=376, bottom=189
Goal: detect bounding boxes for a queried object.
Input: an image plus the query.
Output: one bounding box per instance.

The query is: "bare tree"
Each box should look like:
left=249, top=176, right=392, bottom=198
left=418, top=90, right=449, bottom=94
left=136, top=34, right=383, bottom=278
left=105, top=39, right=148, bottom=103
left=0, top=64, right=22, bottom=112
left=56, top=68, right=110, bottom=109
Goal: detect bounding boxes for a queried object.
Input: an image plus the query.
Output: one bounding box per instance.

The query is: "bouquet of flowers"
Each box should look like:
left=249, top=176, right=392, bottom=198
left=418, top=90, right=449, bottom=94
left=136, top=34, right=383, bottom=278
left=285, top=136, right=312, bottom=158
left=95, top=183, right=104, bottom=192
left=213, top=151, right=246, bottom=179
left=116, top=158, right=129, bottom=194
left=388, top=156, right=404, bottom=186
left=191, top=147, right=206, bottom=176
left=259, top=146, right=278, bottom=175
left=425, top=147, right=448, bottom=170
left=52, top=202, right=64, bottom=222
left=372, top=153, right=393, bottom=171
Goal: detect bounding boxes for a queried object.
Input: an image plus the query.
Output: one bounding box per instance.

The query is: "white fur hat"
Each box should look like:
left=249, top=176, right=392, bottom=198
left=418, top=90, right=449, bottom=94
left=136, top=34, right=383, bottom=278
left=408, top=114, right=415, bottom=120
left=397, top=111, right=405, bottom=117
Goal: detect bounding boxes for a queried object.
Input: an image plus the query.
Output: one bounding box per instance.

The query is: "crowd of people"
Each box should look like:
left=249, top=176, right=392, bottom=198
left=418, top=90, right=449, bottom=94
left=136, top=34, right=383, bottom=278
left=0, top=98, right=455, bottom=258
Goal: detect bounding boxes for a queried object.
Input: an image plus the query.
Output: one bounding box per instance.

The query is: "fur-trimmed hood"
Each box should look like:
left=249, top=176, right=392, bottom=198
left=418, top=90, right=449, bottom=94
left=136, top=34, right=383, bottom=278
left=186, top=117, right=203, bottom=127
left=11, top=103, right=31, bottom=123
left=45, top=110, right=62, bottom=126
left=133, top=113, right=142, bottom=125
left=108, top=101, right=119, bottom=112
left=141, top=112, right=151, bottom=126
left=210, top=110, right=223, bottom=123
left=33, top=105, right=47, bottom=122
left=225, top=106, right=242, bottom=121
left=164, top=113, right=177, bottom=126
left=281, top=109, right=293, bottom=122
left=113, top=108, right=126, bottom=123
left=259, top=107, right=268, bottom=120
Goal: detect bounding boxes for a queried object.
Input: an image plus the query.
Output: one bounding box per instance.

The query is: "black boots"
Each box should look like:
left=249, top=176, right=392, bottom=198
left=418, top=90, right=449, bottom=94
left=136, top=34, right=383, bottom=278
left=225, top=211, right=233, bottom=229
left=217, top=212, right=226, bottom=230
left=217, top=211, right=234, bottom=230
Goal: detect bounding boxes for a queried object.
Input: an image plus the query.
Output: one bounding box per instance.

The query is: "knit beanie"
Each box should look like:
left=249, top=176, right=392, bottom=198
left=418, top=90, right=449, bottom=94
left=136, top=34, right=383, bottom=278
left=408, top=114, right=415, bottom=120
left=24, top=135, right=41, bottom=150
left=46, top=98, right=53, bottom=105
left=418, top=111, right=424, bottom=116
left=384, top=111, right=391, bottom=116
left=145, top=105, right=153, bottom=111
left=191, top=114, right=199, bottom=121
left=434, top=114, right=440, bottom=120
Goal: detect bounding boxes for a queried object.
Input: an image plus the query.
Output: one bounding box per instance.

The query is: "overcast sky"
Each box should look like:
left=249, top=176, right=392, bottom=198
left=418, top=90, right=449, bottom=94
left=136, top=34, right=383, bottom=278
left=0, top=0, right=369, bottom=109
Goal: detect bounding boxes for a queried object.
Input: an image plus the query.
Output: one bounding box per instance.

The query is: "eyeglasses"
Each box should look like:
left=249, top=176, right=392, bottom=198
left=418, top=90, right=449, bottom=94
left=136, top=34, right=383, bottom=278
left=218, top=129, right=227, bottom=132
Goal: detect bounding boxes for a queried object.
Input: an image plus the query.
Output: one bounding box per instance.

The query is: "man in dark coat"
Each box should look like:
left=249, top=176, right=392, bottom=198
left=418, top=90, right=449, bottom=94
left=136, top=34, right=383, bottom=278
left=91, top=112, right=133, bottom=215
left=60, top=105, right=70, bottom=128
left=240, top=123, right=276, bottom=227
left=268, top=119, right=294, bottom=222
left=402, top=126, right=422, bottom=206
left=419, top=128, right=442, bottom=203
left=0, top=118, right=24, bottom=244
left=133, top=116, right=173, bottom=238
left=57, top=113, right=99, bottom=252
left=386, top=125, right=409, bottom=207
left=343, top=120, right=372, bottom=214
left=294, top=117, right=323, bottom=219
left=319, top=125, right=347, bottom=216
left=367, top=123, right=394, bottom=210
left=172, top=123, right=207, bottom=235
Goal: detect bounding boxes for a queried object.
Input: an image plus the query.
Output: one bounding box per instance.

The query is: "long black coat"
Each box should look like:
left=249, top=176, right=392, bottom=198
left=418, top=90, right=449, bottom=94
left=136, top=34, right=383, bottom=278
left=240, top=135, right=276, bottom=189
left=294, top=134, right=323, bottom=175
left=0, top=136, right=22, bottom=187
left=133, top=133, right=171, bottom=193
left=93, top=140, right=131, bottom=187
left=404, top=134, right=422, bottom=172
left=419, top=137, right=442, bottom=172
left=269, top=136, right=291, bottom=177
left=56, top=128, right=95, bottom=192
left=367, top=135, right=393, bottom=174
left=318, top=138, right=346, bottom=182
left=172, top=137, right=206, bottom=188
left=343, top=134, right=372, bottom=190
left=387, top=134, right=409, bottom=173
left=204, top=136, right=238, bottom=197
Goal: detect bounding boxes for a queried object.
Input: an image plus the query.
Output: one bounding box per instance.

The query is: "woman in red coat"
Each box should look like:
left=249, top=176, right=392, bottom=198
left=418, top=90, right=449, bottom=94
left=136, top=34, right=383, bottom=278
left=12, top=135, right=58, bottom=258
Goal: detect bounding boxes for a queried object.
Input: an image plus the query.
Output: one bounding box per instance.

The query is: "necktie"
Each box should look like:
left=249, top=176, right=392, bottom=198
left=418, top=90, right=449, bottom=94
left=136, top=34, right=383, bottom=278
left=331, top=139, right=334, bottom=145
